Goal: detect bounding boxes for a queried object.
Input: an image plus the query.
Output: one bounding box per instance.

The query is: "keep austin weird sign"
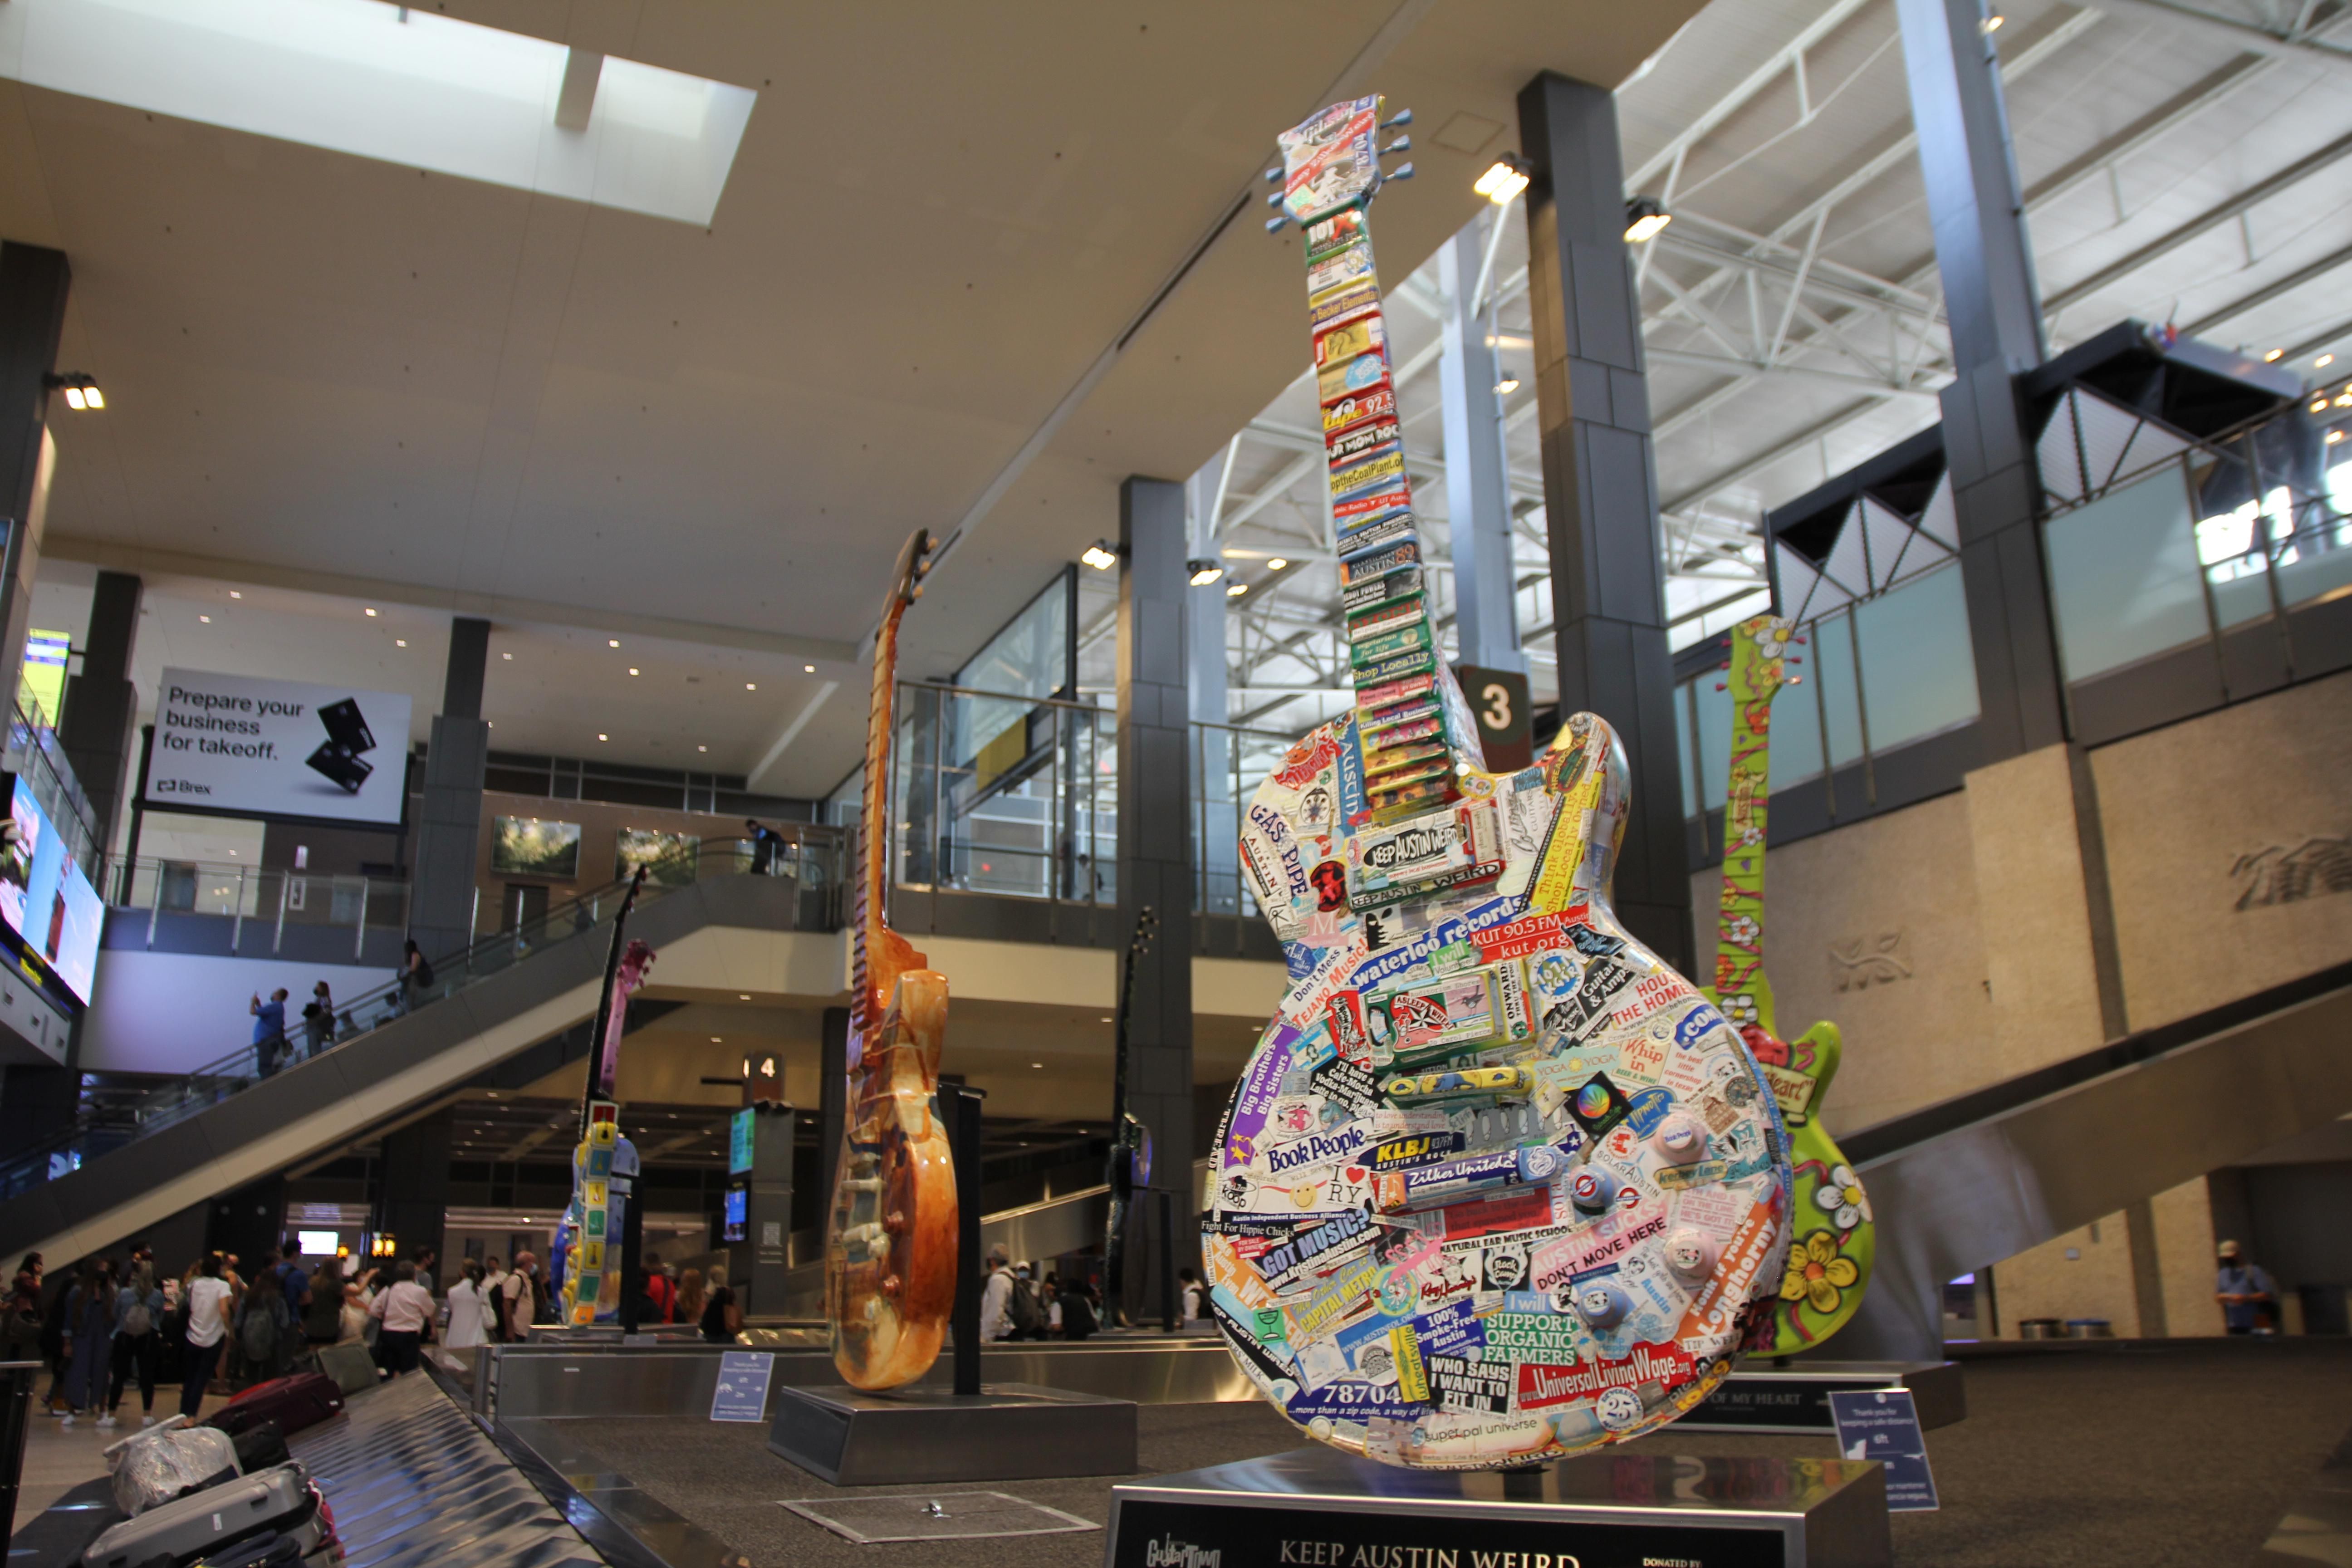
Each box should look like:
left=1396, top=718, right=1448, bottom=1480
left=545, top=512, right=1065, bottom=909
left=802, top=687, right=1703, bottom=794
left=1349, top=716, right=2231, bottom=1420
left=146, top=668, right=413, bottom=826
left=1113, top=1498, right=1785, bottom=1568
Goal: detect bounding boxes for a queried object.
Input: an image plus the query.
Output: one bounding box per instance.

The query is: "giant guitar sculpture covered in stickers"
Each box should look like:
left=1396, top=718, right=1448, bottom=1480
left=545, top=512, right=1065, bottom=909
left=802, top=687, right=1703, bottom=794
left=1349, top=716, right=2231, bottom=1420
left=1203, top=98, right=1794, bottom=1471
left=1700, top=615, right=1875, bottom=1354
left=824, top=529, right=959, bottom=1390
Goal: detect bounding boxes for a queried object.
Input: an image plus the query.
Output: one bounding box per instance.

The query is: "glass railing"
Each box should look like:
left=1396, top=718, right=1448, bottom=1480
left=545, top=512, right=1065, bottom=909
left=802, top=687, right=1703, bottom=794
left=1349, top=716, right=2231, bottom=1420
left=1674, top=558, right=1981, bottom=819
left=882, top=681, right=1297, bottom=918
left=0, top=839, right=834, bottom=1201
left=5, top=699, right=100, bottom=875
left=104, top=858, right=412, bottom=957
left=2039, top=403, right=2352, bottom=686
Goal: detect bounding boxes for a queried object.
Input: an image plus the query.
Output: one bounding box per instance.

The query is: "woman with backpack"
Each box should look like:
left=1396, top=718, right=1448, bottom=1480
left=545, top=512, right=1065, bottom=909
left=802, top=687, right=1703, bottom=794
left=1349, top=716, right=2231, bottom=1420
left=232, top=1272, right=291, bottom=1389
left=396, top=941, right=434, bottom=1015
left=102, top=1269, right=165, bottom=1428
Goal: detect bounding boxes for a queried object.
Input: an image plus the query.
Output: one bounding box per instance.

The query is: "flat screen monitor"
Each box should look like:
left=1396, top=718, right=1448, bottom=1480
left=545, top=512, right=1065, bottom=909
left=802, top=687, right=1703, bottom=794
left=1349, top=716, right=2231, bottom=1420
left=0, top=777, right=103, bottom=1005
left=729, top=1107, right=756, bottom=1176
left=721, top=1182, right=748, bottom=1244
left=295, top=1229, right=341, bottom=1258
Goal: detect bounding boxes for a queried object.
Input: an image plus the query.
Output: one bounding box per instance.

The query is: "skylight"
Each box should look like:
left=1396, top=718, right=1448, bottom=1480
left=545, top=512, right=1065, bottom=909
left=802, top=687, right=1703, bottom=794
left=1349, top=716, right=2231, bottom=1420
left=0, top=0, right=756, bottom=225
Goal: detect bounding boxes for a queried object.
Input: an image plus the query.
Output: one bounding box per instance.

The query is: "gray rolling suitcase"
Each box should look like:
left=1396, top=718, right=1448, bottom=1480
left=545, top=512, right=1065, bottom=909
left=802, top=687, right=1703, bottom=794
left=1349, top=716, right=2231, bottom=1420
left=82, top=1463, right=328, bottom=1568
left=314, top=1343, right=378, bottom=1398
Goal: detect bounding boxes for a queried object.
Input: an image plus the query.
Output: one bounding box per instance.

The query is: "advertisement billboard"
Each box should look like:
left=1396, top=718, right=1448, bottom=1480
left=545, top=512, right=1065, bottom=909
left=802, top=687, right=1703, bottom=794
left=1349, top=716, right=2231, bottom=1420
left=145, top=669, right=413, bottom=827
left=729, top=1106, right=756, bottom=1175
left=0, top=777, right=103, bottom=1004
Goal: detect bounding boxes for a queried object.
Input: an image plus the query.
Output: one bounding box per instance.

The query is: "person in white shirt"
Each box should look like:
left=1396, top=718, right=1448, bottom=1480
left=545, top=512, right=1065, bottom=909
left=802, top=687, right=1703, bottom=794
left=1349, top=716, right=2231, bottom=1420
left=979, top=1245, right=1014, bottom=1341
left=367, top=1261, right=435, bottom=1377
left=500, top=1253, right=539, bottom=1342
left=179, top=1255, right=235, bottom=1418
left=441, top=1262, right=492, bottom=1352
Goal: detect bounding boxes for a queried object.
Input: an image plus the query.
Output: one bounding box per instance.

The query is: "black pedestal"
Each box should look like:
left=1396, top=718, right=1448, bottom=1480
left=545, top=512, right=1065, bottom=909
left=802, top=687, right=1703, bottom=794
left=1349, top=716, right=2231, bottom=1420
left=1109, top=1447, right=1890, bottom=1568
left=1679, top=1359, right=1964, bottom=1433
left=767, top=1382, right=1137, bottom=1485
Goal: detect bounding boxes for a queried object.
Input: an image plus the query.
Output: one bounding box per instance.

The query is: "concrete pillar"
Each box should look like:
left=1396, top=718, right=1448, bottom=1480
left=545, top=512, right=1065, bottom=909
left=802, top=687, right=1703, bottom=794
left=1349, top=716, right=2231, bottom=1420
left=1895, top=0, right=2065, bottom=762
left=370, top=1107, right=451, bottom=1272
left=1116, top=475, right=1196, bottom=1307
left=408, top=617, right=491, bottom=961
left=818, top=1004, right=848, bottom=1202
left=1186, top=458, right=1236, bottom=916
left=1437, top=221, right=1523, bottom=674
left=0, top=243, right=69, bottom=725
left=1517, top=72, right=1692, bottom=973
left=744, top=1101, right=795, bottom=1315
left=60, top=571, right=143, bottom=859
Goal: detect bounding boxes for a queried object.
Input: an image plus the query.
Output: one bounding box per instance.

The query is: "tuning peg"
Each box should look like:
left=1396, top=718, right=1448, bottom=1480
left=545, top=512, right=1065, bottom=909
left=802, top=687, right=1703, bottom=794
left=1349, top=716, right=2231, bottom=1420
left=1387, top=162, right=1416, bottom=181
left=1384, top=135, right=1412, bottom=154
left=1265, top=216, right=1289, bottom=235
left=1264, top=166, right=1282, bottom=183
left=1787, top=657, right=1802, bottom=665
left=1266, top=190, right=1287, bottom=209
left=1793, top=636, right=1808, bottom=646
left=1381, top=109, right=1413, bottom=128
left=1714, top=682, right=1726, bottom=691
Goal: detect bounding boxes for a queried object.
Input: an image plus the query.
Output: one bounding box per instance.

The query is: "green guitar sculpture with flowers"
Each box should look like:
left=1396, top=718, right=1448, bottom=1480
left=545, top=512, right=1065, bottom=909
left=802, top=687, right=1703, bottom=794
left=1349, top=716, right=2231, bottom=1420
left=1701, top=615, right=1875, bottom=1353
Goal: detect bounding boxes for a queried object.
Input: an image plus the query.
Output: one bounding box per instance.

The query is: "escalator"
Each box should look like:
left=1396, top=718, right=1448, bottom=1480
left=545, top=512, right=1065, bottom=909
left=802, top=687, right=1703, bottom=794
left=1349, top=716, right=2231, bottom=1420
left=0, top=867, right=815, bottom=1269
left=1834, top=958, right=2352, bottom=1360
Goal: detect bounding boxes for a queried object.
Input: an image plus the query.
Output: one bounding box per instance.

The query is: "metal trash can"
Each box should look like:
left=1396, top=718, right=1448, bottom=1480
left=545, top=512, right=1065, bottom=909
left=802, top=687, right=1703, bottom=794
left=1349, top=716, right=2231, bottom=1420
left=2066, top=1318, right=2114, bottom=1338
left=2018, top=1318, right=2064, bottom=1339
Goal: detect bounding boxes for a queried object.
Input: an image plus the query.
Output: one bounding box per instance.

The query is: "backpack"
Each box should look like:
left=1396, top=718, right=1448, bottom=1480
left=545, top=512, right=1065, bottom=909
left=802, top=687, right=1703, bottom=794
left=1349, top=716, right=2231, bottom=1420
left=413, top=956, right=435, bottom=988
left=1061, top=1293, right=1097, bottom=1341
left=239, top=1298, right=281, bottom=1363
left=121, top=1289, right=153, bottom=1339
left=1008, top=1278, right=1043, bottom=1336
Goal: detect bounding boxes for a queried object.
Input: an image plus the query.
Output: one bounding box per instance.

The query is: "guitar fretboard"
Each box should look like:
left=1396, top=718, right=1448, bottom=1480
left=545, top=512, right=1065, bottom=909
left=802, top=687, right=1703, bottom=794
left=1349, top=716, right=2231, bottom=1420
left=1297, top=207, right=1455, bottom=819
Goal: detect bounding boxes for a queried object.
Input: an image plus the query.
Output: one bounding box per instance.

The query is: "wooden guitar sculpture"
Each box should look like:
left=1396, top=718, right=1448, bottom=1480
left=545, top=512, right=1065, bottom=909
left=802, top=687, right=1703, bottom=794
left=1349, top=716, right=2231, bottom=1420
left=1204, top=98, right=1793, bottom=1470
left=825, top=529, right=958, bottom=1390
left=1699, top=615, right=1876, bottom=1354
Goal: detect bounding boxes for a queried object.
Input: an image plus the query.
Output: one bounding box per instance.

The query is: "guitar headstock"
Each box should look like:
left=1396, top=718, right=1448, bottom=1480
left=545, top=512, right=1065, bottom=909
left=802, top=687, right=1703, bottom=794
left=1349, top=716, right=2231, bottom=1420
left=1725, top=613, right=1801, bottom=706
left=1263, top=98, right=1415, bottom=234
left=879, top=527, right=934, bottom=636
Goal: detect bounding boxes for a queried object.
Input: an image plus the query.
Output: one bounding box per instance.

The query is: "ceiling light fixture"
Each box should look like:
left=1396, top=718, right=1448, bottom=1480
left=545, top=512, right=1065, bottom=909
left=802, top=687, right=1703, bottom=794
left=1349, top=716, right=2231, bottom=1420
left=2330, top=430, right=2346, bottom=445
left=2264, top=349, right=2285, bottom=362
left=2315, top=399, right=2330, bottom=413
left=608, top=638, right=620, bottom=648
left=1081, top=541, right=1121, bottom=571
left=698, top=744, right=708, bottom=752
left=1226, top=582, right=1247, bottom=597
left=1267, top=558, right=1289, bottom=571
left=1624, top=196, right=1672, bottom=243
left=628, top=667, right=639, bottom=675
left=229, top=591, right=241, bottom=599
left=1494, top=375, right=1521, bottom=395
left=803, top=663, right=815, bottom=672
left=1980, top=13, right=2004, bottom=32
left=198, top=614, right=211, bottom=623
left=745, top=681, right=757, bottom=691
left=740, top=994, right=751, bottom=1000
left=1474, top=153, right=1530, bottom=205
left=710, top=1035, right=723, bottom=1044
left=395, top=638, right=407, bottom=647
left=43, top=372, right=103, bottom=410
left=364, top=608, right=377, bottom=617
left=1187, top=559, right=1225, bottom=587
left=2320, top=354, right=2337, bottom=368
left=598, top=732, right=608, bottom=741
left=502, top=651, right=513, bottom=660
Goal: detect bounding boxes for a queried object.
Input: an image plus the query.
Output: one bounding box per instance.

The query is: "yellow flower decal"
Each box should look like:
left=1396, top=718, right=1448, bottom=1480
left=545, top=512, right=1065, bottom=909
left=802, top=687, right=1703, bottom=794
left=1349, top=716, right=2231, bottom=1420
left=1779, top=1230, right=1860, bottom=1317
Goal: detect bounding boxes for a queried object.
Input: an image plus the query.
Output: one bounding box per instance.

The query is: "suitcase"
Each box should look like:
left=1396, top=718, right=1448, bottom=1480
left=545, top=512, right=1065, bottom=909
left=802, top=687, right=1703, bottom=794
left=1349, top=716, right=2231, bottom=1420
left=82, top=1464, right=323, bottom=1568
left=227, top=1421, right=289, bottom=1477
left=313, top=1344, right=379, bottom=1398
left=110, top=1425, right=240, bottom=1516
left=212, top=1374, right=343, bottom=1436
left=195, top=1531, right=304, bottom=1568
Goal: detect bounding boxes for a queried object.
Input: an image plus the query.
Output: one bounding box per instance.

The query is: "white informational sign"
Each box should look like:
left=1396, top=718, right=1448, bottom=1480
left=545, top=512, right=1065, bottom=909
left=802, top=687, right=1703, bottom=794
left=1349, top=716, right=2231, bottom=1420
left=146, top=668, right=413, bottom=826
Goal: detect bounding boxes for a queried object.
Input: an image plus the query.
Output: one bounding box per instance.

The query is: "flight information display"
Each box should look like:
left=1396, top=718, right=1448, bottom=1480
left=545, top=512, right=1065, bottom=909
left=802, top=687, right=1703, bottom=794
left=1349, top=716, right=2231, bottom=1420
left=0, top=777, right=103, bottom=1004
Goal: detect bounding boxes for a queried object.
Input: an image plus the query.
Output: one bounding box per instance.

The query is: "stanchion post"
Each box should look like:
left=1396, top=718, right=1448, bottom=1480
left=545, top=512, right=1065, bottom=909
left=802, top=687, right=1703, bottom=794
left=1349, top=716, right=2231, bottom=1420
left=943, top=1081, right=987, bottom=1396
left=1158, top=1189, right=1177, bottom=1333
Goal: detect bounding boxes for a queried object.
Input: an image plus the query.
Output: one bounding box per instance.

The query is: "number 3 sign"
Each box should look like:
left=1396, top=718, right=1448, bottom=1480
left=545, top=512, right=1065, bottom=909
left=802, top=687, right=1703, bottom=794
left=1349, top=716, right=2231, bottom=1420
left=1455, top=664, right=1533, bottom=773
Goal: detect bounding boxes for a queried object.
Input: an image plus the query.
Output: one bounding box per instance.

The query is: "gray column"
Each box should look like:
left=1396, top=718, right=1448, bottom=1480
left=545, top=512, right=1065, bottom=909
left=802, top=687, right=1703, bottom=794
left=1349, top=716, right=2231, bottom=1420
left=1517, top=72, right=1693, bottom=974
left=1438, top=222, right=1524, bottom=674
left=1186, top=459, right=1236, bottom=916
left=1116, top=475, right=1196, bottom=1304
left=370, top=1106, right=451, bottom=1270
left=0, top=243, right=69, bottom=716
left=409, top=617, right=491, bottom=961
left=818, top=1004, right=848, bottom=1202
left=1896, top=0, right=2064, bottom=761
left=60, top=570, right=143, bottom=858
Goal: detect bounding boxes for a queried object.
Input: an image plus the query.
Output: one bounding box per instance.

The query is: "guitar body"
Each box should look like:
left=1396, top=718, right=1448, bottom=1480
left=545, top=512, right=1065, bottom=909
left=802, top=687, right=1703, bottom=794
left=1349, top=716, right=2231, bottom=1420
left=1700, top=616, right=1874, bottom=1355
left=823, top=531, right=959, bottom=1391
left=1207, top=703, right=1794, bottom=1469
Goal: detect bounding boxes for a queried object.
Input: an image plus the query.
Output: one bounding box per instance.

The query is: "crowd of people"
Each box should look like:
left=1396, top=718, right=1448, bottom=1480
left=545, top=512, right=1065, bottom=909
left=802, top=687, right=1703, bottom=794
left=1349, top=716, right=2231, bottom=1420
left=976, top=1245, right=1149, bottom=1340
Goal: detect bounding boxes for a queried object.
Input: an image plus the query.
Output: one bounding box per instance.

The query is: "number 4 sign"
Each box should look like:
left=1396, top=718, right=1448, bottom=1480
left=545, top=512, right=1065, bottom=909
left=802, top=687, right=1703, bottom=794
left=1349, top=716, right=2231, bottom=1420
left=1454, top=665, right=1532, bottom=773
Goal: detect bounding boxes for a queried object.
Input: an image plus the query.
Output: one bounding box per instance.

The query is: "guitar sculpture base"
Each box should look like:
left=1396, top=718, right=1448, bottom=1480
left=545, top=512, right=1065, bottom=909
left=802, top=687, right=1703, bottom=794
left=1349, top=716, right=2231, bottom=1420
left=1107, top=1447, right=1890, bottom=1568
left=1681, top=1359, right=1965, bottom=1434
left=768, top=1382, right=1137, bottom=1486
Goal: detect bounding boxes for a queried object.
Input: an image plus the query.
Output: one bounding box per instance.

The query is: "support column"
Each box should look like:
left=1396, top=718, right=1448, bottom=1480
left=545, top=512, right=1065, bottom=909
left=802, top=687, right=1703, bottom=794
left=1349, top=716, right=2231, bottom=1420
left=1116, top=475, right=1196, bottom=1311
left=1895, top=0, right=2064, bottom=760
left=0, top=244, right=69, bottom=722
left=60, top=571, right=142, bottom=858
left=1186, top=458, right=1236, bottom=915
left=1438, top=221, right=1523, bottom=674
left=408, top=617, right=491, bottom=961
left=1517, top=73, right=1692, bottom=974
left=818, top=1004, right=848, bottom=1203
left=370, top=1107, right=451, bottom=1271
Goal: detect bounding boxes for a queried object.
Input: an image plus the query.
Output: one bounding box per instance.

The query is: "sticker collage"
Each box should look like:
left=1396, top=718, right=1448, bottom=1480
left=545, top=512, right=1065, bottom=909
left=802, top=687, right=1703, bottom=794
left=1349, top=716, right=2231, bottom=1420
left=1202, top=98, right=1800, bottom=1471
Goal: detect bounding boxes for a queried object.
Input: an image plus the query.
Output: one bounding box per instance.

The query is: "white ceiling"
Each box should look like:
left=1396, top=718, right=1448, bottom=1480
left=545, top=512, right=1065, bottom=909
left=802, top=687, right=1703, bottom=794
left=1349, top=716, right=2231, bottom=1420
left=3, top=0, right=1706, bottom=795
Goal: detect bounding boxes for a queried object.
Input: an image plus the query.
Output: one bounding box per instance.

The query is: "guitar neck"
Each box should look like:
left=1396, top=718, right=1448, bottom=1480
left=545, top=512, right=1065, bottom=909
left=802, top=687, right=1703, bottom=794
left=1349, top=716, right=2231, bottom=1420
left=1712, top=623, right=1779, bottom=995
left=1300, top=207, right=1465, bottom=820
left=853, top=612, right=903, bottom=1034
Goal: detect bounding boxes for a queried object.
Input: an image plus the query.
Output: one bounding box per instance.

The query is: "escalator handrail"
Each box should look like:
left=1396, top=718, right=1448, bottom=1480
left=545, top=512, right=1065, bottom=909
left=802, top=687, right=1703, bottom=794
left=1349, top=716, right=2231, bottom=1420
left=1840, top=956, right=2352, bottom=1167
left=0, top=845, right=733, bottom=1193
